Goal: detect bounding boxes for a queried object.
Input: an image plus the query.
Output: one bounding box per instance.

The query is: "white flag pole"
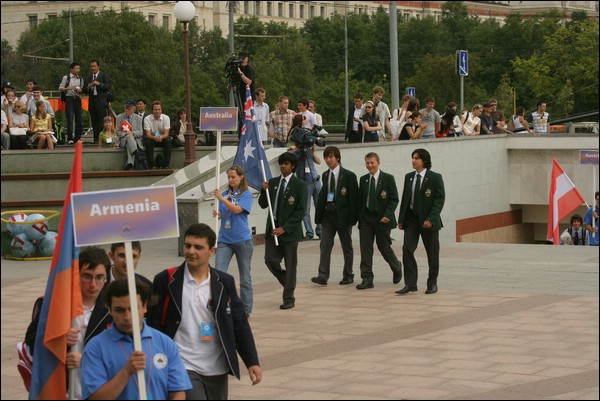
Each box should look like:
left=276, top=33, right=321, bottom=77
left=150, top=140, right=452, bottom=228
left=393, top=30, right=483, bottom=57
left=260, top=161, right=279, bottom=246
left=125, top=241, right=146, bottom=400
left=215, top=130, right=222, bottom=235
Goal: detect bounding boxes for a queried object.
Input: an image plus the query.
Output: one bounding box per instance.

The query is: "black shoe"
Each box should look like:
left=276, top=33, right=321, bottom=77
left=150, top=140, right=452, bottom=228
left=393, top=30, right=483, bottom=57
left=339, top=278, right=354, bottom=285
left=396, top=285, right=418, bottom=295
left=125, top=163, right=133, bottom=171
left=425, top=284, right=438, bottom=294
left=303, top=234, right=314, bottom=241
left=311, top=276, right=327, bottom=285
left=356, top=281, right=374, bottom=290
left=280, top=302, right=295, bottom=310
left=393, top=269, right=402, bottom=284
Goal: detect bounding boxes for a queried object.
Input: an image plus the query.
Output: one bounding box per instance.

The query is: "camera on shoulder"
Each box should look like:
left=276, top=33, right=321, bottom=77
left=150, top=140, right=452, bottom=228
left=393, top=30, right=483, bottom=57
left=290, top=126, right=326, bottom=152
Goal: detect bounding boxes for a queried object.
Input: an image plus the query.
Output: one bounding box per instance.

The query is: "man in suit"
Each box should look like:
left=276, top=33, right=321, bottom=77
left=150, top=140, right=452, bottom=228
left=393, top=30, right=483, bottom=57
left=311, top=146, right=359, bottom=285
left=346, top=93, right=364, bottom=143
left=116, top=100, right=144, bottom=170
left=357, top=152, right=403, bottom=289
left=83, top=59, right=112, bottom=143
left=397, top=148, right=445, bottom=295
left=258, top=152, right=307, bottom=309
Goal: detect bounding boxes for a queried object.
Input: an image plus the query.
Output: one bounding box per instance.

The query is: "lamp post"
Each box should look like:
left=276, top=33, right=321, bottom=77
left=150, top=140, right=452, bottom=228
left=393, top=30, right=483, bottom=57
left=174, top=1, right=196, bottom=166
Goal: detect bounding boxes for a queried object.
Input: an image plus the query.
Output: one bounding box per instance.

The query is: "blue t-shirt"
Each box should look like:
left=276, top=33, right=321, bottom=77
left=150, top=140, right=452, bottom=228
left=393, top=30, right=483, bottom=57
left=81, top=322, right=191, bottom=400
left=583, top=206, right=599, bottom=245
left=218, top=188, right=253, bottom=244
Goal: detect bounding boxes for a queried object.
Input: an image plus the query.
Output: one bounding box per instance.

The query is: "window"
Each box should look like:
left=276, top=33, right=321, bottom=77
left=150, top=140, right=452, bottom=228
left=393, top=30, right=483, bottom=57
left=267, top=2, right=272, bottom=16
left=278, top=3, right=283, bottom=17
left=46, top=14, right=57, bottom=20
left=309, top=5, right=314, bottom=18
left=162, top=15, right=169, bottom=29
left=300, top=4, right=305, bottom=19
left=28, top=15, right=38, bottom=29
left=254, top=1, right=260, bottom=15
left=244, top=1, right=249, bottom=14
left=403, top=12, right=410, bottom=22
left=320, top=6, right=325, bottom=17
left=148, top=14, right=156, bottom=25
left=289, top=4, right=294, bottom=18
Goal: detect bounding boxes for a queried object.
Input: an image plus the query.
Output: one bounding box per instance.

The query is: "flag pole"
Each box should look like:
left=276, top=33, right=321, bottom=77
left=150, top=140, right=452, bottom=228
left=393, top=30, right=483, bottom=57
left=67, top=323, right=79, bottom=400
left=125, top=241, right=147, bottom=400
left=215, top=130, right=222, bottom=235
left=260, top=161, right=279, bottom=246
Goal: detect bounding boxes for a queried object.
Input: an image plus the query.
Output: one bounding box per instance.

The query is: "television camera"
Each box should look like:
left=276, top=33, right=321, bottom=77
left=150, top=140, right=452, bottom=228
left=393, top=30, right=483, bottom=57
left=290, top=125, right=327, bottom=152
left=224, top=54, right=244, bottom=85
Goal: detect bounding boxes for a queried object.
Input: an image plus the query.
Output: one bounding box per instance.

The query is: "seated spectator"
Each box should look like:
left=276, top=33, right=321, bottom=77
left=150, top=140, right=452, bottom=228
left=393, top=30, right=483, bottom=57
left=1, top=109, right=8, bottom=150
left=2, top=88, right=19, bottom=116
left=560, top=214, right=588, bottom=245
left=116, top=100, right=144, bottom=170
left=98, top=116, right=119, bottom=149
left=398, top=111, right=425, bottom=140
left=26, top=86, right=54, bottom=119
left=29, top=100, right=55, bottom=150
left=143, top=100, right=172, bottom=169
left=439, top=102, right=458, bottom=137
left=169, top=107, right=187, bottom=148
left=461, top=104, right=482, bottom=136
left=8, top=100, right=30, bottom=149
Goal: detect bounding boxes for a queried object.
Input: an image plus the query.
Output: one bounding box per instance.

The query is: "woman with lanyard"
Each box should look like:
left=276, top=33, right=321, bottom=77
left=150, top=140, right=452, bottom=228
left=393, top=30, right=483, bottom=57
left=213, top=165, right=255, bottom=317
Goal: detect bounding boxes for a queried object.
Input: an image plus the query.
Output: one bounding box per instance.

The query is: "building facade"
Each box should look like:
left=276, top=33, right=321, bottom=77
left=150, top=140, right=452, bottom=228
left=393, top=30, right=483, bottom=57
left=1, top=1, right=598, bottom=47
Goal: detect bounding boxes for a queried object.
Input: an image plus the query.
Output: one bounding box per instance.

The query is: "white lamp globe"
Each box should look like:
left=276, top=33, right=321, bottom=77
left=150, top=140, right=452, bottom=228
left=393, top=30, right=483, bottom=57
left=174, top=1, right=196, bottom=22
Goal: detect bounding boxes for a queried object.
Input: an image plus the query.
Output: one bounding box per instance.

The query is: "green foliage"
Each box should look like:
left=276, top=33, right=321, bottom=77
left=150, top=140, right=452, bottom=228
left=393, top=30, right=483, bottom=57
left=1, top=3, right=597, bottom=127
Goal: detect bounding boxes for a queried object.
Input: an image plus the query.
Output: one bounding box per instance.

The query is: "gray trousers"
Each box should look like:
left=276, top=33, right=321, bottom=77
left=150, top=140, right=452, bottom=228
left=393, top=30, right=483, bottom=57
left=186, top=370, right=228, bottom=400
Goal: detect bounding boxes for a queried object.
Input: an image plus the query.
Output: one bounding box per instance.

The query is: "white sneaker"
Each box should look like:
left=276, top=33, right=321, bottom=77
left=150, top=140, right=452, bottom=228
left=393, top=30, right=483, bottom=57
left=68, top=140, right=74, bottom=145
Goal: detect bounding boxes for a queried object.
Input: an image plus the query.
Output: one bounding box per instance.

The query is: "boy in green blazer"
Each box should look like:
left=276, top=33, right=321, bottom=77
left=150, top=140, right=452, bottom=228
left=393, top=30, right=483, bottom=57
left=357, top=152, right=403, bottom=289
left=397, top=148, right=445, bottom=295
left=259, top=152, right=307, bottom=309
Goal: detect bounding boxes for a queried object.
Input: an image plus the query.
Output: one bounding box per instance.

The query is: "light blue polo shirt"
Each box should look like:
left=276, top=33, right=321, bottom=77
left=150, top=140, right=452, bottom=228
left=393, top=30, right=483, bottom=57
left=218, top=189, right=253, bottom=244
left=82, top=321, right=191, bottom=400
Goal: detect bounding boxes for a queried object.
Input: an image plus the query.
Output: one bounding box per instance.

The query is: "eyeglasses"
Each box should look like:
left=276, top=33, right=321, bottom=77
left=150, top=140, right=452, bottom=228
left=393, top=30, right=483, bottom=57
left=365, top=106, right=373, bottom=109
left=81, top=274, right=107, bottom=283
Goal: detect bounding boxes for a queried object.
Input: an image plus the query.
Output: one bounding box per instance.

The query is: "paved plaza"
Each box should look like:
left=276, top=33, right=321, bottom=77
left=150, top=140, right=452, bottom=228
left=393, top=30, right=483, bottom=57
left=1, top=236, right=598, bottom=400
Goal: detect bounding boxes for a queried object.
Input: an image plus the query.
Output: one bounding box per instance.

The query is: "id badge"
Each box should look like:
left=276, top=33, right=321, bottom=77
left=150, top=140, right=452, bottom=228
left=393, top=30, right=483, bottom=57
left=257, top=119, right=262, bottom=125
left=224, top=219, right=231, bottom=229
left=106, top=137, right=112, bottom=143
left=327, top=192, right=335, bottom=202
left=305, top=166, right=311, bottom=174
left=201, top=322, right=214, bottom=341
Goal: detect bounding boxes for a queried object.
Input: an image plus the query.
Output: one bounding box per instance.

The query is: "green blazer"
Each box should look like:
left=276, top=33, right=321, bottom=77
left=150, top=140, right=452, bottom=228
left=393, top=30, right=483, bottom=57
left=359, top=170, right=399, bottom=229
left=258, top=174, right=307, bottom=242
left=315, top=167, right=359, bottom=227
left=398, top=169, right=445, bottom=231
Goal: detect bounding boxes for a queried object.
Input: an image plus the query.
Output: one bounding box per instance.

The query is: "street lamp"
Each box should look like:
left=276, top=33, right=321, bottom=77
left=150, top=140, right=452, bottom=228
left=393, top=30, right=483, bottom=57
left=174, top=1, right=196, bottom=166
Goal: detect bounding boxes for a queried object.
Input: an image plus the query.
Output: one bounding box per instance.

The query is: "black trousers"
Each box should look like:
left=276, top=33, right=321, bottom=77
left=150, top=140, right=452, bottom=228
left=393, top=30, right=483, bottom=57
left=358, top=210, right=401, bottom=283
left=264, top=235, right=298, bottom=304
left=317, top=210, right=354, bottom=280
left=402, top=210, right=440, bottom=288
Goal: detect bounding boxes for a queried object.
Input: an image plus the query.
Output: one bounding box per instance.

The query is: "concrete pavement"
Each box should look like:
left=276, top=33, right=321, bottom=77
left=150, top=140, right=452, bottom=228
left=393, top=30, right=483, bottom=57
left=1, top=237, right=598, bottom=400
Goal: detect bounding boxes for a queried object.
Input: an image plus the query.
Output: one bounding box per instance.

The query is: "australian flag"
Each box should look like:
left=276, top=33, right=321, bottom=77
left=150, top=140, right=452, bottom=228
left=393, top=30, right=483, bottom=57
left=233, top=85, right=271, bottom=190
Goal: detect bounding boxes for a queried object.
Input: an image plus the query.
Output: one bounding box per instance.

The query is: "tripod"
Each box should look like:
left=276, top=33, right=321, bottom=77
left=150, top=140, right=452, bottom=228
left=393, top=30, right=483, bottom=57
left=227, top=76, right=244, bottom=139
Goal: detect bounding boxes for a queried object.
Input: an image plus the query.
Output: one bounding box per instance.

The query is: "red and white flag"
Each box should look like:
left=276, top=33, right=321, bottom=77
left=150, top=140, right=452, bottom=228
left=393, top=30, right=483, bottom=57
left=547, top=159, right=585, bottom=244
left=119, top=120, right=132, bottom=133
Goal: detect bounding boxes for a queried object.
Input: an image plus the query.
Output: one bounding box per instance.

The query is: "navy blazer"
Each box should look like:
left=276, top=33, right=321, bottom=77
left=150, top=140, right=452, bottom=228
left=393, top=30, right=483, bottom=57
left=148, top=264, right=260, bottom=380
left=398, top=169, right=445, bottom=231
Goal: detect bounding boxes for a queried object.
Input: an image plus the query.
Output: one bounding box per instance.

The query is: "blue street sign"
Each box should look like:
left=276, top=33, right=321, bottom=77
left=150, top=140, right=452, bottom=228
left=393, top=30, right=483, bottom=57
left=459, top=50, right=468, bottom=76
left=406, top=87, right=415, bottom=97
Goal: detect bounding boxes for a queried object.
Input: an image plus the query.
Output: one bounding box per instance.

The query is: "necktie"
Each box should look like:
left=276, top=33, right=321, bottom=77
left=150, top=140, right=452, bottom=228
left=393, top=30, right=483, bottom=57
left=92, top=74, right=98, bottom=95
left=275, top=178, right=287, bottom=219
left=127, top=115, right=132, bottom=124
left=574, top=231, right=580, bottom=245
left=412, top=174, right=421, bottom=210
left=329, top=171, right=335, bottom=193
left=368, top=176, right=377, bottom=212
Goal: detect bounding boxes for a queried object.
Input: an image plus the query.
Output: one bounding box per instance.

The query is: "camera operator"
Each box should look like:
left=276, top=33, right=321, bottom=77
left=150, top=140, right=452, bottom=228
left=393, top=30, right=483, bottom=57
left=236, top=51, right=256, bottom=102
left=289, top=114, right=325, bottom=240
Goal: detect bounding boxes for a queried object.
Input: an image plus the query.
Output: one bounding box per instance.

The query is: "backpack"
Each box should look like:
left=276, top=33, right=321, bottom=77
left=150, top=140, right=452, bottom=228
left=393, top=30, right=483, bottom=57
left=160, top=267, right=178, bottom=327
left=17, top=296, right=44, bottom=391
left=60, top=74, right=71, bottom=102
left=134, top=147, right=148, bottom=170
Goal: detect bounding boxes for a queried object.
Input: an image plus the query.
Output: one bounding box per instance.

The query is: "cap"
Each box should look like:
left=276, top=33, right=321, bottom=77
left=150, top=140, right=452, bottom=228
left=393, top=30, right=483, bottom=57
left=124, top=99, right=136, bottom=108
left=3, top=81, right=14, bottom=89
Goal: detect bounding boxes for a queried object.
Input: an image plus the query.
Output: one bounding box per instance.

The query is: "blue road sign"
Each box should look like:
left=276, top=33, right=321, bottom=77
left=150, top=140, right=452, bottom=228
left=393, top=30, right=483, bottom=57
left=459, top=50, right=468, bottom=76
left=406, top=87, right=415, bottom=97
